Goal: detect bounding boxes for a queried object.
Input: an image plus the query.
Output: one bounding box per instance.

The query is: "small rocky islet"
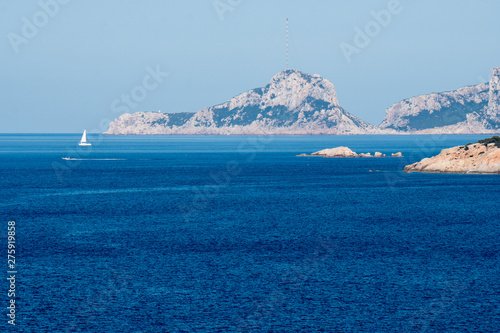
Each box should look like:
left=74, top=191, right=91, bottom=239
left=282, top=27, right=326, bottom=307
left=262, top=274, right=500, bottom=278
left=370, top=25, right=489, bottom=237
left=404, top=136, right=500, bottom=174
left=297, top=146, right=403, bottom=158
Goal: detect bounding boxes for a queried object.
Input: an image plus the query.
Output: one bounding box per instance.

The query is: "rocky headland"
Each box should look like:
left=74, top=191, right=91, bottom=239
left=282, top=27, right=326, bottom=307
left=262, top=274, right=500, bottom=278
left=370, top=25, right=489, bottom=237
left=379, top=67, right=500, bottom=134
left=404, top=136, right=500, bottom=174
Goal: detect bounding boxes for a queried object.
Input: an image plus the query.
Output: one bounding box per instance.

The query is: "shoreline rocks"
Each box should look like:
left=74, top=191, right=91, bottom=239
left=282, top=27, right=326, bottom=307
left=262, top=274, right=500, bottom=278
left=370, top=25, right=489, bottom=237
left=404, top=139, right=500, bottom=174
left=297, top=146, right=403, bottom=158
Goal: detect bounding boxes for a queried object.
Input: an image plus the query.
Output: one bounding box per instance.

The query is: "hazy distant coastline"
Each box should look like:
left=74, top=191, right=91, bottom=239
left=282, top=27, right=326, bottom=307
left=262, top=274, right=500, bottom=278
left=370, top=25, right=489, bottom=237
left=105, top=68, right=500, bottom=136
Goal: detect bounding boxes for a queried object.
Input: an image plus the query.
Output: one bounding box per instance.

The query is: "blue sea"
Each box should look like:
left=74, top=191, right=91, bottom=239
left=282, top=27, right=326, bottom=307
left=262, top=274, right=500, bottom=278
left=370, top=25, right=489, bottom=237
left=1, top=134, right=499, bottom=332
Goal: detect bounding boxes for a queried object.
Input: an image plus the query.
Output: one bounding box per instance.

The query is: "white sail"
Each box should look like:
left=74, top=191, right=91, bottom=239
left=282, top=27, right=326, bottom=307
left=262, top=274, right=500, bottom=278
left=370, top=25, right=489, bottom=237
left=81, top=130, right=87, bottom=143
left=78, top=129, right=91, bottom=146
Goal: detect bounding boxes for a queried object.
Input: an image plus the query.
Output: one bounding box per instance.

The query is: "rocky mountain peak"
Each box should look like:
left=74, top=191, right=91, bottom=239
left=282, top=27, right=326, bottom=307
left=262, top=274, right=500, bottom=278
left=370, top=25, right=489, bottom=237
left=269, top=69, right=318, bottom=84
left=261, top=69, right=340, bottom=110
left=106, top=69, right=373, bottom=135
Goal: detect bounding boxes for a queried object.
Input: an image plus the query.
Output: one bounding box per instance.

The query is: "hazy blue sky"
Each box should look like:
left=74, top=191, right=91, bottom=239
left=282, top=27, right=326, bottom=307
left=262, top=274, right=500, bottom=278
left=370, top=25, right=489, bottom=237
left=1, top=0, right=499, bottom=133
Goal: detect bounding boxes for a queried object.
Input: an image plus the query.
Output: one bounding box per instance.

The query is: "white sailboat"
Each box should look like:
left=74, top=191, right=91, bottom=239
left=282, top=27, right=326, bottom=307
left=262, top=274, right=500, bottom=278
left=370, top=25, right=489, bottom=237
left=78, top=130, right=91, bottom=146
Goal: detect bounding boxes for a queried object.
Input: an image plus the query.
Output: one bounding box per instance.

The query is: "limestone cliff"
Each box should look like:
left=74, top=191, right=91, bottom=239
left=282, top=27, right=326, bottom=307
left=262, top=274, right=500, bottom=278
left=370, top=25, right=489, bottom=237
left=487, top=67, right=500, bottom=126
left=380, top=67, right=500, bottom=134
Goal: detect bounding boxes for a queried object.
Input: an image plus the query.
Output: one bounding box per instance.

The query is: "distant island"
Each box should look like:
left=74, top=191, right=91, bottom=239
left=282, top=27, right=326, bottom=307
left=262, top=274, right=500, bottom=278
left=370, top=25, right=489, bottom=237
left=105, top=68, right=500, bottom=135
left=404, top=136, right=500, bottom=174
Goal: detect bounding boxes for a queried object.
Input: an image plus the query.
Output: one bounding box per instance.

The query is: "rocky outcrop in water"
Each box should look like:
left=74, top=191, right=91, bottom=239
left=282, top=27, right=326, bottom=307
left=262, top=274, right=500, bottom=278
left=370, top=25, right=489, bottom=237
left=404, top=137, right=500, bottom=174
left=298, top=146, right=402, bottom=158
left=309, top=147, right=359, bottom=158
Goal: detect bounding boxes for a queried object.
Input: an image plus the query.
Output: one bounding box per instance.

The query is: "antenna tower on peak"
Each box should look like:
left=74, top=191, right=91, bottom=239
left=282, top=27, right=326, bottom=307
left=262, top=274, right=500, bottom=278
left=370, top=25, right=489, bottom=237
left=286, top=18, right=289, bottom=69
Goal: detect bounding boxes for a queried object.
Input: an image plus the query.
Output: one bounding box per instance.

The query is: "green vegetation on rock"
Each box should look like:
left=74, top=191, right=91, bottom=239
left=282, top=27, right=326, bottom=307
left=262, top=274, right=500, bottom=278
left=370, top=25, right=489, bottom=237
left=476, top=136, right=500, bottom=147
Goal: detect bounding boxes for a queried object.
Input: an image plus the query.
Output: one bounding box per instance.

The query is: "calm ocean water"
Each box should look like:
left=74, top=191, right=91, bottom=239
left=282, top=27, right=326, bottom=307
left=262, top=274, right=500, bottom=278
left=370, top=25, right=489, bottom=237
left=1, top=134, right=499, bottom=332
